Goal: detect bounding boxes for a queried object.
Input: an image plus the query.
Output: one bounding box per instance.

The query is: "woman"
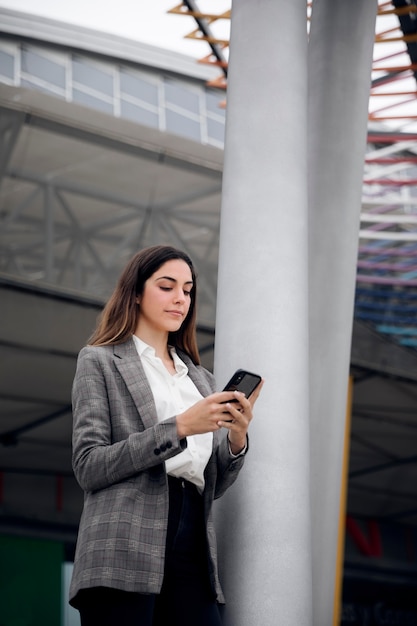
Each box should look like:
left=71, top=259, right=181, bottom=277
left=69, top=245, right=263, bottom=626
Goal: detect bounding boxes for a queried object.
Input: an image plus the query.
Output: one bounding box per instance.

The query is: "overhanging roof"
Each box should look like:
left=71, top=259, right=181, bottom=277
left=1, top=6, right=417, bottom=550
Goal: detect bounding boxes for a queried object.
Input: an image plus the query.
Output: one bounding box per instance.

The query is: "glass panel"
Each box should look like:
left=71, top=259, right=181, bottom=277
left=21, top=47, right=65, bottom=88
left=206, top=91, right=225, bottom=116
left=207, top=117, right=225, bottom=144
left=62, top=563, right=80, bottom=626
left=0, top=49, right=14, bottom=80
left=72, top=58, right=113, bottom=96
left=165, top=80, right=200, bottom=115
left=0, top=536, right=63, bottom=626
left=120, top=70, right=158, bottom=106
left=165, top=109, right=201, bottom=142
left=73, top=88, right=113, bottom=114
left=120, top=100, right=158, bottom=128
left=21, top=78, right=64, bottom=98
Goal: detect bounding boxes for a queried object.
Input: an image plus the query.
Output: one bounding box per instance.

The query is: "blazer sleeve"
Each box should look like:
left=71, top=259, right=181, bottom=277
left=71, top=347, right=187, bottom=493
left=213, top=431, right=248, bottom=500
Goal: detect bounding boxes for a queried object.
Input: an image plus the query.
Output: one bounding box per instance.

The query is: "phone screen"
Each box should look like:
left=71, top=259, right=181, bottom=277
left=223, top=369, right=261, bottom=398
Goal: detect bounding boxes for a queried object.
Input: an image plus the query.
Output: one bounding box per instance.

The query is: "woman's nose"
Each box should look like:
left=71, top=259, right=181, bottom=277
left=174, top=289, right=185, bottom=302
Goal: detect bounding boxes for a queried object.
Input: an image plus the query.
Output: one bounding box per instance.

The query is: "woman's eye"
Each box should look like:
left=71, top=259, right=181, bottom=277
left=160, top=286, right=172, bottom=292
left=184, top=290, right=191, bottom=297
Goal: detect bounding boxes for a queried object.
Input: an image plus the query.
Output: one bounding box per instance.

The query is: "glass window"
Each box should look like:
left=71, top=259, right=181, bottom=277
left=21, top=47, right=66, bottom=88
left=120, top=70, right=158, bottom=106
left=165, top=80, right=200, bottom=115
left=73, top=88, right=113, bottom=114
left=72, top=58, right=113, bottom=96
left=206, top=90, right=225, bottom=116
left=0, top=49, right=14, bottom=80
left=165, top=109, right=201, bottom=142
left=21, top=78, right=64, bottom=98
left=207, top=117, right=225, bottom=144
left=120, top=100, right=159, bottom=128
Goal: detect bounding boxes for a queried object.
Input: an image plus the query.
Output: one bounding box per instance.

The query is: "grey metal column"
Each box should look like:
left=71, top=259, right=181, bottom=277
left=307, top=2, right=377, bottom=625
left=214, top=1, right=312, bottom=625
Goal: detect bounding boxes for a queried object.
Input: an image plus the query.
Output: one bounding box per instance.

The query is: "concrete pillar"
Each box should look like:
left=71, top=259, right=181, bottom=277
left=307, top=2, right=377, bottom=625
left=214, top=1, right=312, bottom=625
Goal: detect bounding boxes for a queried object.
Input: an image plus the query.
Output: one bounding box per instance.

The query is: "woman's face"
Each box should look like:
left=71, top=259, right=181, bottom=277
left=136, top=259, right=194, bottom=337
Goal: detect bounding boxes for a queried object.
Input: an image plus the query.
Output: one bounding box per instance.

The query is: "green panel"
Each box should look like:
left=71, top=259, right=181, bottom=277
left=0, top=535, right=63, bottom=626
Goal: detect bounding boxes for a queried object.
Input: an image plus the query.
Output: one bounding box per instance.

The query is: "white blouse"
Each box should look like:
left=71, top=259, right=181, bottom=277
left=132, top=334, right=213, bottom=493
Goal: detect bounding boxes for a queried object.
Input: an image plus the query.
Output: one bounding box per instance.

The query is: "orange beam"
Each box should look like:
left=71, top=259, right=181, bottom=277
left=185, top=30, right=229, bottom=46
left=372, top=64, right=417, bottom=71
left=375, top=33, right=417, bottom=43
left=198, top=54, right=229, bottom=69
left=206, top=75, right=227, bottom=90
left=378, top=4, right=417, bottom=17
left=332, top=377, right=353, bottom=626
left=376, top=25, right=403, bottom=37
left=370, top=91, right=417, bottom=96
left=168, top=4, right=231, bottom=21
left=370, top=97, right=417, bottom=115
left=369, top=114, right=417, bottom=120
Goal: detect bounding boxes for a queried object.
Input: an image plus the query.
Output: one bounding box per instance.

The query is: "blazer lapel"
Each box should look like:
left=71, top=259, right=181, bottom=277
left=178, top=351, right=214, bottom=397
left=112, top=338, right=159, bottom=430
left=112, top=339, right=213, bottom=430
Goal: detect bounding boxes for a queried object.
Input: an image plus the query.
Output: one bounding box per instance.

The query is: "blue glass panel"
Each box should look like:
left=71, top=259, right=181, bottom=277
left=206, top=91, right=225, bottom=116
left=21, top=48, right=65, bottom=88
left=120, top=100, right=158, bottom=128
left=165, top=109, right=201, bottom=142
left=120, top=70, right=158, bottom=106
left=0, top=49, right=14, bottom=79
left=207, top=117, right=225, bottom=144
left=165, top=80, right=200, bottom=115
left=21, top=78, right=64, bottom=98
left=72, top=58, right=113, bottom=96
left=73, top=88, right=113, bottom=114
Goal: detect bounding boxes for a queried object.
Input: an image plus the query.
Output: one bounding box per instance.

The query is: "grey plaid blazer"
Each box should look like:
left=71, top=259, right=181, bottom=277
left=69, top=337, right=246, bottom=606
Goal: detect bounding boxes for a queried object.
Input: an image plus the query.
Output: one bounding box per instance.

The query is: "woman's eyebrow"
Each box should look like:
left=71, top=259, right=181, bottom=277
left=156, top=275, right=193, bottom=285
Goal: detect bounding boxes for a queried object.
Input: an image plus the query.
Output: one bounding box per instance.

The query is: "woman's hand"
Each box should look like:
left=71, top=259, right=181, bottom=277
left=176, top=390, right=241, bottom=438
left=176, top=381, right=264, bottom=454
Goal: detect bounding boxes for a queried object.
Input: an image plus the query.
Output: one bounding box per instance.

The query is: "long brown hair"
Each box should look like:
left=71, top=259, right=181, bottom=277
left=89, top=245, right=200, bottom=364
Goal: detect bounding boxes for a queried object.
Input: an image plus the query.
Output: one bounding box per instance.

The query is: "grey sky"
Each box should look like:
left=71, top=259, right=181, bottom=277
left=0, top=0, right=230, bottom=57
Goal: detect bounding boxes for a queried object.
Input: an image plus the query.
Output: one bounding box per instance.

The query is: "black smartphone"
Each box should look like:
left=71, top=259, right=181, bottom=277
left=222, top=369, right=262, bottom=399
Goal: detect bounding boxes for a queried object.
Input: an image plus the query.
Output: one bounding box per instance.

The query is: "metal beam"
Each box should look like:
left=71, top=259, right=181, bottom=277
left=349, top=453, right=417, bottom=479
left=22, top=109, right=223, bottom=178
left=0, top=405, right=72, bottom=446
left=351, top=320, right=417, bottom=381
left=0, top=108, right=24, bottom=183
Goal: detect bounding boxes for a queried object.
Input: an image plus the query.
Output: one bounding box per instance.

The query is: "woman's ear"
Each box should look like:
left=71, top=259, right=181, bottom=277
left=135, top=296, right=140, bottom=305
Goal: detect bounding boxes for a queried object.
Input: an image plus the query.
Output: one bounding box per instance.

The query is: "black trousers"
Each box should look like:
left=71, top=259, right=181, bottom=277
left=77, top=476, right=223, bottom=626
